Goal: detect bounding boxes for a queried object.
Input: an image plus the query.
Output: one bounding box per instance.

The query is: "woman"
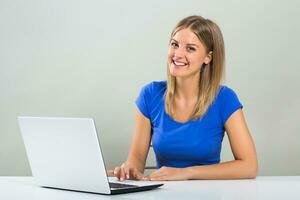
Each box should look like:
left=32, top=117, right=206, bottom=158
left=111, top=15, right=258, bottom=181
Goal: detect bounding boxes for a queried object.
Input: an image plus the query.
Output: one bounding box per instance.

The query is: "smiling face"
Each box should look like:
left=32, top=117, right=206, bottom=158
left=167, top=28, right=212, bottom=78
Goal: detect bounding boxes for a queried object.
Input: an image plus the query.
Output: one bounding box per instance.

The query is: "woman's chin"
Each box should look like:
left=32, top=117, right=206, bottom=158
left=169, top=66, right=188, bottom=77
left=169, top=70, right=185, bottom=77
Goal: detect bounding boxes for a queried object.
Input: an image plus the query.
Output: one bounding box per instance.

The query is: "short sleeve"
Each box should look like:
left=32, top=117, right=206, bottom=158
left=219, top=86, right=243, bottom=125
left=135, top=83, right=152, bottom=119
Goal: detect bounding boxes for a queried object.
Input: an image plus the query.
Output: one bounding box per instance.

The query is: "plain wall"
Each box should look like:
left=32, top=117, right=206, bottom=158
left=0, top=0, right=299, bottom=176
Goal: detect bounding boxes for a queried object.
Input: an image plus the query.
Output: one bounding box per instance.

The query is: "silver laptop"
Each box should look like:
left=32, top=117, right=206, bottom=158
left=18, top=116, right=163, bottom=195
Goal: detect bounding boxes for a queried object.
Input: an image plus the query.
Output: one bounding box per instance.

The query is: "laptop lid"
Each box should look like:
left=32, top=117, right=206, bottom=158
left=18, top=117, right=111, bottom=194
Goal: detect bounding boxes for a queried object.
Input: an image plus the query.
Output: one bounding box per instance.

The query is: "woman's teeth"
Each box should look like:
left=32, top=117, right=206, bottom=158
left=173, top=60, right=187, bottom=66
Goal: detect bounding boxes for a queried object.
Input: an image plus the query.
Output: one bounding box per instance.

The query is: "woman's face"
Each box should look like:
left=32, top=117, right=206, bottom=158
left=167, top=28, right=212, bottom=78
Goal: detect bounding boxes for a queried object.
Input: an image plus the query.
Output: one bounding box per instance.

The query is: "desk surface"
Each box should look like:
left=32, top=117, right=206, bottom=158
left=0, top=176, right=299, bottom=200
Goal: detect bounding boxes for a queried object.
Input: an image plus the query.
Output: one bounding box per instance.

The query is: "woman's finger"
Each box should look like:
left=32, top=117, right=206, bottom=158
left=148, top=169, right=164, bottom=178
left=150, top=175, right=166, bottom=181
left=119, top=166, right=126, bottom=181
left=132, top=169, right=144, bottom=180
left=124, top=166, right=131, bottom=180
left=149, top=169, right=166, bottom=180
left=114, top=167, right=121, bottom=179
left=106, top=169, right=114, bottom=177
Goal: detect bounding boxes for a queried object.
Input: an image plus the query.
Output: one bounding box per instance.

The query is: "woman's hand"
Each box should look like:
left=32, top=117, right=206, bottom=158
left=112, top=162, right=146, bottom=181
left=147, top=166, right=190, bottom=181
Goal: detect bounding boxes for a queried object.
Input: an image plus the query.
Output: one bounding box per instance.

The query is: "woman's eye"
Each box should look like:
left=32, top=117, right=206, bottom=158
left=170, top=42, right=178, bottom=48
left=187, top=47, right=196, bottom=52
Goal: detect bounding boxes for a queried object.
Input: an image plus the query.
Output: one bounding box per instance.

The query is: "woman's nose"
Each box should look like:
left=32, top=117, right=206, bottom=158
left=174, top=47, right=185, bottom=58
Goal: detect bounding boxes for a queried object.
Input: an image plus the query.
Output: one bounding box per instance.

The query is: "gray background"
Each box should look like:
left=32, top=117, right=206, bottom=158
left=1, top=0, right=299, bottom=176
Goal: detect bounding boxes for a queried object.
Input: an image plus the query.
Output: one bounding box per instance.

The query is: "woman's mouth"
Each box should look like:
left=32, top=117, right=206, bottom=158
left=172, top=60, right=188, bottom=67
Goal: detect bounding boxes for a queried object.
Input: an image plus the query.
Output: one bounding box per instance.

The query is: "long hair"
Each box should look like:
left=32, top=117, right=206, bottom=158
left=165, top=15, right=225, bottom=120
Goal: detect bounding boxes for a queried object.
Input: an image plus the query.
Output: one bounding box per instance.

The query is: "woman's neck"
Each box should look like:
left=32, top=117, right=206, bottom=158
left=175, top=75, right=199, bottom=102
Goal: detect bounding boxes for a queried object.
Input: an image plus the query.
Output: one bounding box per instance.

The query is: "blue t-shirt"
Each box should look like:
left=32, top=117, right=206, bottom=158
left=135, top=81, right=243, bottom=168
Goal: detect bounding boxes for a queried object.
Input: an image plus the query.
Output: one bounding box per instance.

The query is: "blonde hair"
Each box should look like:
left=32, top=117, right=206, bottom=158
left=165, top=15, right=225, bottom=120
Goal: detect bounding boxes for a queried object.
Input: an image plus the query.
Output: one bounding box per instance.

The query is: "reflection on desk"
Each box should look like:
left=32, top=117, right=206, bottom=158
left=0, top=176, right=299, bottom=200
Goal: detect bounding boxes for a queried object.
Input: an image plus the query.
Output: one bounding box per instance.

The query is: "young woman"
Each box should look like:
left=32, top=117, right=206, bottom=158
left=110, top=15, right=258, bottom=181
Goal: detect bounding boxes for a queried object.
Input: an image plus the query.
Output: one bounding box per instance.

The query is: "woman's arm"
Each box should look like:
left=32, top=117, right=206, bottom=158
left=113, top=108, right=152, bottom=180
left=126, top=108, right=152, bottom=172
left=148, top=109, right=258, bottom=180
left=186, top=109, right=258, bottom=179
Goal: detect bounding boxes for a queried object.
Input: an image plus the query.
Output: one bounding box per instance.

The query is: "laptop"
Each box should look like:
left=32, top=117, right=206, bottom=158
left=18, top=116, right=163, bottom=195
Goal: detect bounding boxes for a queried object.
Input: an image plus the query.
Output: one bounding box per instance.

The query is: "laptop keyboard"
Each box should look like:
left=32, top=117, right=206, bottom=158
left=109, top=182, right=139, bottom=189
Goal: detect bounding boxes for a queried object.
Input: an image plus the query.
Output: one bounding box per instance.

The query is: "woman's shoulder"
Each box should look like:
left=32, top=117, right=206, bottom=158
left=141, top=80, right=167, bottom=94
left=216, top=84, right=242, bottom=107
left=216, top=85, right=243, bottom=124
left=218, top=85, right=239, bottom=98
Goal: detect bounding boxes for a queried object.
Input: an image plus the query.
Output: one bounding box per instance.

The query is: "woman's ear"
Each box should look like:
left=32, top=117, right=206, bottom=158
left=204, top=51, right=213, bottom=64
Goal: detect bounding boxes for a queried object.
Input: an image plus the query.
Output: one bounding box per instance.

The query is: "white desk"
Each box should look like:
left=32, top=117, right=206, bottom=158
left=0, top=176, right=299, bottom=200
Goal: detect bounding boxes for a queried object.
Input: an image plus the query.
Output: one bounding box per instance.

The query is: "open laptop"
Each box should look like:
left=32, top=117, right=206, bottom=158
left=18, top=116, right=163, bottom=195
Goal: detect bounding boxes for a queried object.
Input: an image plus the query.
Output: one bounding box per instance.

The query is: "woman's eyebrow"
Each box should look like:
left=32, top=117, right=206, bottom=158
left=171, top=39, right=199, bottom=48
left=187, top=43, right=199, bottom=47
